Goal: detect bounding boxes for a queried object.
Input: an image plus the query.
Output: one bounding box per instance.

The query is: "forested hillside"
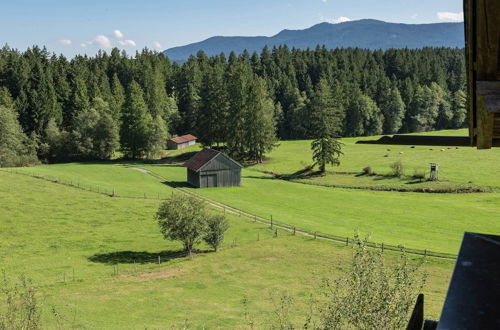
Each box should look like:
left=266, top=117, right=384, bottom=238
left=0, top=45, right=466, bottom=165
left=164, top=20, right=464, bottom=61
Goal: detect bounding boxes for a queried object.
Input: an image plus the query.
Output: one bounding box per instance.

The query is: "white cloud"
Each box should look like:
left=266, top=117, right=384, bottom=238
left=332, top=16, right=352, bottom=24
left=437, top=11, right=464, bottom=22
left=93, top=35, right=112, bottom=49
left=80, top=43, right=87, bottom=48
left=153, top=41, right=162, bottom=49
left=119, top=39, right=136, bottom=47
left=321, top=0, right=327, bottom=2
left=59, top=39, right=72, bottom=45
left=113, top=30, right=123, bottom=39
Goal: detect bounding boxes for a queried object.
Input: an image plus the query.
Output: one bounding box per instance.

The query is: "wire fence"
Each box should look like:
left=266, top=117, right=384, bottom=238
left=1, top=167, right=458, bottom=260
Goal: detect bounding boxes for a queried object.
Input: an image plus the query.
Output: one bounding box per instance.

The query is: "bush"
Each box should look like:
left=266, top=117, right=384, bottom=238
left=258, top=235, right=426, bottom=329
left=0, top=275, right=41, bottom=330
left=319, top=237, right=426, bottom=329
left=390, top=160, right=405, bottom=177
left=412, top=169, right=426, bottom=181
left=362, top=166, right=373, bottom=175
left=203, top=214, right=229, bottom=252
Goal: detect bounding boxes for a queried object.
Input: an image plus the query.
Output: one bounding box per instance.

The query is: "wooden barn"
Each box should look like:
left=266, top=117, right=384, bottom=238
left=184, top=149, right=242, bottom=188
left=465, top=0, right=500, bottom=148
left=167, top=134, right=197, bottom=150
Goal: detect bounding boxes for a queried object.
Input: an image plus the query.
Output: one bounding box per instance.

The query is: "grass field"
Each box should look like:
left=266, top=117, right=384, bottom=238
left=0, top=171, right=454, bottom=328
left=11, top=129, right=500, bottom=255
left=252, top=129, right=500, bottom=190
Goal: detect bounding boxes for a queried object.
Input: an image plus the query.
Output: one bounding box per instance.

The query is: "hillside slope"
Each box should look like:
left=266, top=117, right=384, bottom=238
left=164, top=19, right=464, bottom=61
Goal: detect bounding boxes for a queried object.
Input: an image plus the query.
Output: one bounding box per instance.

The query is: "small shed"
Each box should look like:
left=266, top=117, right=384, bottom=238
left=185, top=149, right=242, bottom=188
left=167, top=134, right=197, bottom=150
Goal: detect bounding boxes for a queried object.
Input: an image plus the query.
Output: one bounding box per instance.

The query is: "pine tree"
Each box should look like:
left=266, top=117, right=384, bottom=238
left=120, top=80, right=153, bottom=158
left=197, top=63, right=229, bottom=147
left=309, top=78, right=344, bottom=172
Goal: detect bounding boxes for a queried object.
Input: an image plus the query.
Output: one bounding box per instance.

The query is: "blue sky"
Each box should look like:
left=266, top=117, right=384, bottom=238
left=0, top=0, right=463, bottom=57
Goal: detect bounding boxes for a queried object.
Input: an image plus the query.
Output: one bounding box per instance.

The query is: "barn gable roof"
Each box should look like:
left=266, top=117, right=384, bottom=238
left=170, top=134, right=197, bottom=144
left=185, top=149, right=243, bottom=172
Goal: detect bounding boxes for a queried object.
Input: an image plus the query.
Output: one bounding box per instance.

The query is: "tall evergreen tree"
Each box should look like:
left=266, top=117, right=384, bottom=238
left=120, top=80, right=153, bottom=158
left=309, top=78, right=344, bottom=172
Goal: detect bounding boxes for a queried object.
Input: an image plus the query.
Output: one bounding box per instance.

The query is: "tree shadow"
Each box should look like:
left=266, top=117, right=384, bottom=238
left=161, top=180, right=192, bottom=188
left=88, top=249, right=210, bottom=264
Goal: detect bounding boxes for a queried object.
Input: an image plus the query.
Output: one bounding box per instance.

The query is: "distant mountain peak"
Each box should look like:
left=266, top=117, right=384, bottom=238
left=164, top=19, right=464, bottom=62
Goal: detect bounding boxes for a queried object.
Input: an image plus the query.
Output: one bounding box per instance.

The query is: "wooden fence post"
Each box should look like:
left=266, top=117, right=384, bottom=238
left=346, top=237, right=349, bottom=246
left=158, top=255, right=161, bottom=264
left=274, top=229, right=278, bottom=237
left=314, top=232, right=317, bottom=239
left=293, top=227, right=296, bottom=235
left=270, top=215, right=273, bottom=229
left=424, top=249, right=427, bottom=257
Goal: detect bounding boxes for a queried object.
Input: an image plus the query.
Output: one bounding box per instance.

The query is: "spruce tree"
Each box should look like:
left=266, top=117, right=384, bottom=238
left=120, top=80, right=153, bottom=159
left=198, top=63, right=229, bottom=147
left=309, top=78, right=344, bottom=172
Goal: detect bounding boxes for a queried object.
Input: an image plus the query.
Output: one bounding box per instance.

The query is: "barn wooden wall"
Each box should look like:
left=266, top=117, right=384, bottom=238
left=465, top=0, right=500, bottom=148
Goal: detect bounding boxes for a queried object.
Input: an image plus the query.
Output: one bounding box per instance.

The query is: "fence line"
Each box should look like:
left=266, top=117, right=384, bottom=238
left=1, top=168, right=458, bottom=260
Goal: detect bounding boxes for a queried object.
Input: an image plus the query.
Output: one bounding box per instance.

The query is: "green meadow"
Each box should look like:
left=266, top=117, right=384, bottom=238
left=0, top=171, right=453, bottom=328
left=3, top=128, right=500, bottom=327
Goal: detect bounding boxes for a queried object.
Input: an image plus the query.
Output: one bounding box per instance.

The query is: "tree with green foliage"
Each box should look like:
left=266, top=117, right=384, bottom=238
left=120, top=81, right=153, bottom=159
left=198, top=63, right=229, bottom=147
left=147, top=115, right=169, bottom=159
left=309, top=78, right=344, bottom=172
left=380, top=86, right=405, bottom=134
left=0, top=105, right=38, bottom=167
left=407, top=85, right=439, bottom=132
left=243, top=76, right=277, bottom=162
left=156, top=194, right=209, bottom=255
left=203, top=215, right=229, bottom=252
left=345, top=87, right=383, bottom=137
left=450, top=89, right=467, bottom=128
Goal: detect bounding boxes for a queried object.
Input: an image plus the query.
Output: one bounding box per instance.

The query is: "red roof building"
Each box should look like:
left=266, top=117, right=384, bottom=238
left=167, top=134, right=197, bottom=150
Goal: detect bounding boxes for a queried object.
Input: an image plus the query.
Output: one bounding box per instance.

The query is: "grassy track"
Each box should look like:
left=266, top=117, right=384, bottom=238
left=0, top=170, right=454, bottom=328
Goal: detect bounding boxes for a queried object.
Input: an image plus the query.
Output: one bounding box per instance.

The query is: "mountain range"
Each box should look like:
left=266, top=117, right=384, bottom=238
left=164, top=19, right=464, bottom=62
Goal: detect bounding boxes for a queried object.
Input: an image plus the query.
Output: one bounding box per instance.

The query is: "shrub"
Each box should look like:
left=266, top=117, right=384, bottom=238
left=203, top=214, right=229, bottom=252
left=0, top=275, right=41, bottom=330
left=320, top=237, right=426, bottom=329
left=362, top=166, right=373, bottom=175
left=390, top=160, right=405, bottom=177
left=258, top=235, right=427, bottom=329
left=413, top=169, right=426, bottom=181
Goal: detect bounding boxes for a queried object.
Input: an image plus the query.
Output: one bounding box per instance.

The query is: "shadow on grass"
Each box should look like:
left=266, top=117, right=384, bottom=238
left=161, top=180, right=192, bottom=188
left=88, top=249, right=210, bottom=264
